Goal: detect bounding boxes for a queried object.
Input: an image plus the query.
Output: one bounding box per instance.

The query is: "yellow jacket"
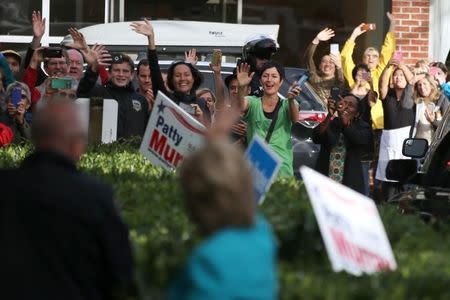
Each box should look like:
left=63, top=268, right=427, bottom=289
left=341, top=32, right=396, bottom=129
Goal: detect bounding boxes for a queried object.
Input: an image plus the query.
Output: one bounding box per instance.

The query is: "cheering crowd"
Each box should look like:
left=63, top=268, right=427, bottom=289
left=1, top=12, right=449, bottom=194
left=0, top=9, right=449, bottom=298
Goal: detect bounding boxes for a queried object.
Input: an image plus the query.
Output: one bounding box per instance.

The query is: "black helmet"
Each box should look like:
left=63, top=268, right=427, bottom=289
left=242, top=35, right=277, bottom=61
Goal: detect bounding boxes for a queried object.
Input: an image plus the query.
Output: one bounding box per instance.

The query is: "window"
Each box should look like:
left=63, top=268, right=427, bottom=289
left=49, top=0, right=105, bottom=35
left=123, top=0, right=237, bottom=23
left=0, top=0, right=42, bottom=35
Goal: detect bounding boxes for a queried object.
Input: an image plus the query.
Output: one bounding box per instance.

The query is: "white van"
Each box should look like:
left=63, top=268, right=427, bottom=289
left=62, top=20, right=280, bottom=63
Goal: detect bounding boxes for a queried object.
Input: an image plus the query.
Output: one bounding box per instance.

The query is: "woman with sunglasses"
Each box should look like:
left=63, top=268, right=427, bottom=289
left=132, top=19, right=210, bottom=126
left=0, top=82, right=32, bottom=144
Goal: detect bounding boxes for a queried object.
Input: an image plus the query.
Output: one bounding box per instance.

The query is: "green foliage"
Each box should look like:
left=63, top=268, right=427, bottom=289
left=1, top=141, right=450, bottom=299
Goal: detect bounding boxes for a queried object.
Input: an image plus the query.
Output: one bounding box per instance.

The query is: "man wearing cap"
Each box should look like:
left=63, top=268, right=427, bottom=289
left=1, top=50, right=21, bottom=79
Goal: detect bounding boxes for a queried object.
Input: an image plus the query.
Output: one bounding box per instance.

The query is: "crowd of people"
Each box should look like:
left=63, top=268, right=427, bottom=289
left=0, top=11, right=449, bottom=193
left=1, top=10, right=450, bottom=297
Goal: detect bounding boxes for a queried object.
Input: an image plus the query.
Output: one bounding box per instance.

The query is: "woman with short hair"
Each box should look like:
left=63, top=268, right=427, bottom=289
left=237, top=60, right=300, bottom=177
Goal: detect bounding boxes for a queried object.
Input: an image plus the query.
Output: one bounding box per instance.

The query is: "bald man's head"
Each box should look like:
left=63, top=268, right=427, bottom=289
left=32, top=100, right=87, bottom=162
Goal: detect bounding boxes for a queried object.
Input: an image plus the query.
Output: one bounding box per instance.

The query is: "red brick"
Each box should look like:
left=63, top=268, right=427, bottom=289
left=402, top=46, right=419, bottom=51
left=415, top=14, right=429, bottom=20
left=392, top=7, right=401, bottom=13
left=396, top=39, right=411, bottom=45
left=412, top=26, right=429, bottom=32
left=393, top=1, right=412, bottom=7
left=396, top=26, right=410, bottom=32
left=402, top=7, right=420, bottom=13
left=410, top=52, right=427, bottom=58
left=401, top=32, right=419, bottom=39
left=401, top=20, right=419, bottom=26
left=421, top=20, right=429, bottom=26
left=411, top=1, right=430, bottom=7
left=420, top=33, right=429, bottom=39
left=394, top=13, right=411, bottom=20
left=413, top=40, right=429, bottom=45
left=421, top=7, right=430, bottom=13
left=420, top=46, right=429, bottom=52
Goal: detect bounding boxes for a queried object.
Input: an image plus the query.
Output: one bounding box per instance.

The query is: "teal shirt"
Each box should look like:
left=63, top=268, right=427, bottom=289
left=167, top=215, right=278, bottom=300
left=244, top=96, right=294, bottom=177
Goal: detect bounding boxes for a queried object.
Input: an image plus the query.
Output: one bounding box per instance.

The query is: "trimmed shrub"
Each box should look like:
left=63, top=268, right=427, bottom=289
left=1, top=141, right=449, bottom=299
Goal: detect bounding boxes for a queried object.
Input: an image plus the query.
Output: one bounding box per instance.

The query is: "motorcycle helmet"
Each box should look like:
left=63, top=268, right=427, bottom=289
left=242, top=34, right=277, bottom=61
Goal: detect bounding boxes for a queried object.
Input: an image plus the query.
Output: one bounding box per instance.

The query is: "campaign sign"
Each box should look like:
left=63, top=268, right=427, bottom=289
left=139, top=91, right=206, bottom=170
left=245, top=135, right=281, bottom=205
left=300, top=166, right=397, bottom=276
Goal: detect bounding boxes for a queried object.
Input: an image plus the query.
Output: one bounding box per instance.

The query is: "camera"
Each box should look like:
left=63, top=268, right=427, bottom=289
left=43, top=47, right=63, bottom=58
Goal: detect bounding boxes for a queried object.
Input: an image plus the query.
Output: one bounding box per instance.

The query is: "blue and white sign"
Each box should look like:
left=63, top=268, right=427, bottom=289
left=245, top=135, right=281, bottom=204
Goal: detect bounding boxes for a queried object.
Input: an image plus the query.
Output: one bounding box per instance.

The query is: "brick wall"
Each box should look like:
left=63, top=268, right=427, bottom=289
left=392, top=0, right=430, bottom=65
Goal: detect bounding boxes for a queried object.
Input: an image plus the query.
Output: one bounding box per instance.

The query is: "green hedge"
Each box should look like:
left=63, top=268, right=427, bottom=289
left=1, top=141, right=450, bottom=299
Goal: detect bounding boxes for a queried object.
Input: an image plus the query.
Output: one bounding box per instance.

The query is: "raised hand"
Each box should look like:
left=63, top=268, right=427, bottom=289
left=145, top=89, right=155, bottom=111
left=68, top=28, right=88, bottom=51
left=314, top=28, right=335, bottom=44
left=329, top=53, right=342, bottom=69
left=130, top=18, right=154, bottom=37
left=32, top=11, right=46, bottom=39
left=185, top=48, right=198, bottom=65
left=91, top=44, right=112, bottom=67
left=350, top=23, right=367, bottom=40
left=236, top=63, right=254, bottom=87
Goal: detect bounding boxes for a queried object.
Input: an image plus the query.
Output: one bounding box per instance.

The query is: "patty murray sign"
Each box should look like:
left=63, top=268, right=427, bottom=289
left=300, top=166, right=397, bottom=276
left=140, top=92, right=206, bottom=170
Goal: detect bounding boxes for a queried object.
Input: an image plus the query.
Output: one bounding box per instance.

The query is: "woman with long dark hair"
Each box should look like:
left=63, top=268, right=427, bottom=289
left=131, top=19, right=210, bottom=126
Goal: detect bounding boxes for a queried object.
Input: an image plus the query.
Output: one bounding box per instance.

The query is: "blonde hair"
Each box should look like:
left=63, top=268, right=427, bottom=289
left=179, top=140, right=255, bottom=236
left=196, top=88, right=216, bottom=103
left=413, top=74, right=441, bottom=104
left=363, top=47, right=379, bottom=57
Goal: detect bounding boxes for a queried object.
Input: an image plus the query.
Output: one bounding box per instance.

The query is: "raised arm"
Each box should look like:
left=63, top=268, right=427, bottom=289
left=24, top=11, right=46, bottom=69
left=379, top=62, right=394, bottom=100
left=304, top=28, right=335, bottom=73
left=376, top=12, right=396, bottom=75
left=341, top=23, right=367, bottom=87
left=131, top=19, right=168, bottom=97
left=236, top=63, right=254, bottom=112
left=209, top=61, right=226, bottom=110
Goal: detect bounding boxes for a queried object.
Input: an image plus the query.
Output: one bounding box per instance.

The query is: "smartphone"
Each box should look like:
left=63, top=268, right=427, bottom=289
left=330, top=43, right=340, bottom=56
left=43, top=47, right=63, bottom=58
left=179, top=102, right=195, bottom=115
left=211, top=49, right=222, bottom=66
left=393, top=50, right=403, bottom=61
left=361, top=23, right=376, bottom=31
left=297, top=72, right=309, bottom=86
left=11, top=87, right=22, bottom=107
left=51, top=77, right=72, bottom=89
left=330, top=86, right=341, bottom=102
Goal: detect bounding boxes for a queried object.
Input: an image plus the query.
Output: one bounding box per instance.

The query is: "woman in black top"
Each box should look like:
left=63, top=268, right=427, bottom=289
left=131, top=19, right=210, bottom=126
left=375, top=59, right=415, bottom=201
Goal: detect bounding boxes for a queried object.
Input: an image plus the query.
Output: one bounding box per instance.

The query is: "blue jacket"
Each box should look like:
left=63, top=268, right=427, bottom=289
left=167, top=215, right=278, bottom=300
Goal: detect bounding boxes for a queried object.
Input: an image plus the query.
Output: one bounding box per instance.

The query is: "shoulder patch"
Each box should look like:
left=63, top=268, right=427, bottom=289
left=132, top=99, right=142, bottom=112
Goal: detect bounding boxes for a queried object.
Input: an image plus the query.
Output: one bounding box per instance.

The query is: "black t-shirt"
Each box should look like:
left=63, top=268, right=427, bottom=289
left=383, top=85, right=415, bottom=130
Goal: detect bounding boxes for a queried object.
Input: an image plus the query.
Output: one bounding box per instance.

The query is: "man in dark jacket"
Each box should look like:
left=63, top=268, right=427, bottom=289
left=77, top=50, right=149, bottom=139
left=0, top=101, right=134, bottom=299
